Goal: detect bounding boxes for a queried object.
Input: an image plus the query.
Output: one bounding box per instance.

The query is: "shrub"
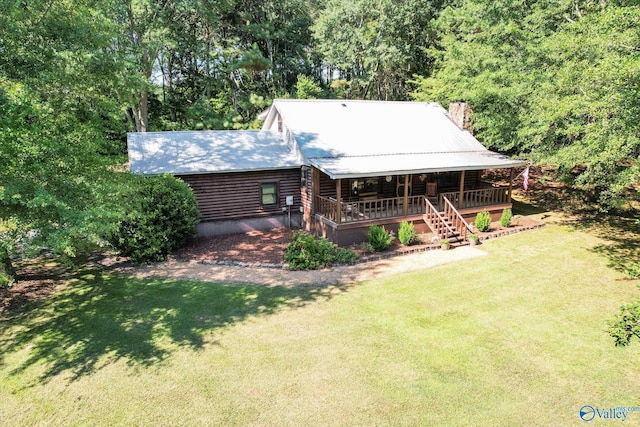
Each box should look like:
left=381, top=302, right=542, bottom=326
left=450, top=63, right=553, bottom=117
left=474, top=210, right=491, bottom=232
left=284, top=230, right=357, bottom=270
left=108, top=175, right=200, bottom=263
left=398, top=221, right=416, bottom=246
left=500, top=208, right=513, bottom=227
left=368, top=225, right=394, bottom=252
left=0, top=246, right=15, bottom=289
left=358, top=241, right=373, bottom=254
left=608, top=301, right=640, bottom=346
left=335, top=247, right=358, bottom=264
left=0, top=273, right=13, bottom=289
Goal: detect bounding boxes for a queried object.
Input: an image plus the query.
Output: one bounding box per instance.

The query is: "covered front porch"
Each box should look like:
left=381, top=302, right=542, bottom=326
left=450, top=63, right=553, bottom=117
left=315, top=186, right=512, bottom=224
left=312, top=170, right=515, bottom=225
left=304, top=167, right=518, bottom=245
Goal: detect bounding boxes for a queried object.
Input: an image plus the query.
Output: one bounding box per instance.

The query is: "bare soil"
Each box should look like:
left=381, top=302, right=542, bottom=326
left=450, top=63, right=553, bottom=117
left=0, top=258, right=67, bottom=315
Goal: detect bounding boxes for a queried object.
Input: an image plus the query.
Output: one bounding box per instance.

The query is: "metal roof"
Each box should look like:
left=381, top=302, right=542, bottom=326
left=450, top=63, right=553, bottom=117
left=262, top=99, right=525, bottom=179
left=127, top=130, right=301, bottom=175
left=127, top=100, right=525, bottom=178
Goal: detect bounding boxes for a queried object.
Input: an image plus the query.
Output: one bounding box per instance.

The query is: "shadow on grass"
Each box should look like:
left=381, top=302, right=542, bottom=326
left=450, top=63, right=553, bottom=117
left=511, top=199, right=548, bottom=216
left=569, top=214, right=640, bottom=279
left=0, top=270, right=347, bottom=385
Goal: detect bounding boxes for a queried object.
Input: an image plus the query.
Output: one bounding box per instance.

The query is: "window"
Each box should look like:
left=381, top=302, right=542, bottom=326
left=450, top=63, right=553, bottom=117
left=261, top=183, right=278, bottom=205
left=435, top=172, right=460, bottom=190
left=349, top=178, right=381, bottom=198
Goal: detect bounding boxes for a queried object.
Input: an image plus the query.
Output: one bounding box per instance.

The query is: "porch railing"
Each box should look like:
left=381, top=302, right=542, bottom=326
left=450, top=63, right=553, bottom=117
left=424, top=197, right=457, bottom=239
left=441, top=196, right=473, bottom=241
left=440, top=187, right=510, bottom=210
left=315, top=195, right=425, bottom=224
left=315, top=187, right=511, bottom=225
left=424, top=196, right=472, bottom=240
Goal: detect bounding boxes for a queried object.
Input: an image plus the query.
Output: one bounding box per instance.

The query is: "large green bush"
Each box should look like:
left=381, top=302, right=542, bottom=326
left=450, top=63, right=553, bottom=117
left=398, top=221, right=416, bottom=246
left=108, top=175, right=200, bottom=263
left=474, top=210, right=491, bottom=232
left=368, top=225, right=394, bottom=252
left=284, top=230, right=356, bottom=270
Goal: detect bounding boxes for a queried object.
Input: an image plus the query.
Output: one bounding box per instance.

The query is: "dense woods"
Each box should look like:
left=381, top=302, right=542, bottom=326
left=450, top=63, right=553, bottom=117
left=1, top=0, right=638, bottom=270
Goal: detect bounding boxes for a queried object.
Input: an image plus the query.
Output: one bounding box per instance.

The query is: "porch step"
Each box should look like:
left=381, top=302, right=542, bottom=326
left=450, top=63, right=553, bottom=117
left=422, top=211, right=464, bottom=242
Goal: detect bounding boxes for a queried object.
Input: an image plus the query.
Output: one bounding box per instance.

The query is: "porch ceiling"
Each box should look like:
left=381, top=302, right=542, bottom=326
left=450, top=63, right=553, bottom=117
left=310, top=151, right=526, bottom=179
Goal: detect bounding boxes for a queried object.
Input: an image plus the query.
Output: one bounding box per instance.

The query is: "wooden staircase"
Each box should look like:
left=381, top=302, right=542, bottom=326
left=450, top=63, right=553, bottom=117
left=423, top=196, right=472, bottom=243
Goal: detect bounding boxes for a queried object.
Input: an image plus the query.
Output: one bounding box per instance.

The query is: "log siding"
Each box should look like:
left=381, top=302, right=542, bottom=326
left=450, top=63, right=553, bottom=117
left=178, top=169, right=302, bottom=222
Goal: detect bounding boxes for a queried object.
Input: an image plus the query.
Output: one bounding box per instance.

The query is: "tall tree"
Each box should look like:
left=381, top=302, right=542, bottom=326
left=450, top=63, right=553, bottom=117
left=314, top=0, right=440, bottom=100
left=413, top=0, right=640, bottom=208
left=0, top=0, right=129, bottom=278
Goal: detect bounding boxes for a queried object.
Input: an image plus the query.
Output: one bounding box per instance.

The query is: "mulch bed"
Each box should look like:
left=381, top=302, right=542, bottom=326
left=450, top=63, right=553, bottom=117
left=0, top=258, right=68, bottom=315
left=173, top=216, right=544, bottom=266
left=173, top=228, right=294, bottom=265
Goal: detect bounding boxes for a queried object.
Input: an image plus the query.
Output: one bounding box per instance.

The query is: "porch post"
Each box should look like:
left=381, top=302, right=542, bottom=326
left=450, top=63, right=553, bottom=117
left=458, top=170, right=466, bottom=209
left=508, top=168, right=514, bottom=203
left=312, top=167, right=320, bottom=215
left=336, top=178, right=342, bottom=224
left=402, top=174, right=409, bottom=216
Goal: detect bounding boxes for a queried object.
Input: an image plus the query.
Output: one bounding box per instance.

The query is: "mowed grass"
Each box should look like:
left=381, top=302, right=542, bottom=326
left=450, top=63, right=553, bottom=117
left=1, top=224, right=639, bottom=426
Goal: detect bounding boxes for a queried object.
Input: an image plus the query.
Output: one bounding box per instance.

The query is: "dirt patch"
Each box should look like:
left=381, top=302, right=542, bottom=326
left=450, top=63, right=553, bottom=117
left=0, top=258, right=67, bottom=315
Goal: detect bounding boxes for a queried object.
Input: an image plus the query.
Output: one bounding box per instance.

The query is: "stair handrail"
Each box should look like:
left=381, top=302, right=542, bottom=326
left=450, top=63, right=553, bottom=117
left=424, top=196, right=457, bottom=238
left=441, top=195, right=473, bottom=240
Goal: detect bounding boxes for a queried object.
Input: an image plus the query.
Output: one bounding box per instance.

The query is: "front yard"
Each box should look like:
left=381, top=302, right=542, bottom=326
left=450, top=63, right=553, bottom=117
left=1, top=219, right=639, bottom=425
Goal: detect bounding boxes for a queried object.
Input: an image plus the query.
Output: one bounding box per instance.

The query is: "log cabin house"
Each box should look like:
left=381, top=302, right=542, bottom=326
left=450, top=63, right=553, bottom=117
left=128, top=99, right=525, bottom=245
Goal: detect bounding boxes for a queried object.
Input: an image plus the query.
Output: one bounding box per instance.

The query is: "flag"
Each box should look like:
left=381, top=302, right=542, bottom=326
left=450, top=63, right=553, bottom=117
left=520, top=166, right=530, bottom=191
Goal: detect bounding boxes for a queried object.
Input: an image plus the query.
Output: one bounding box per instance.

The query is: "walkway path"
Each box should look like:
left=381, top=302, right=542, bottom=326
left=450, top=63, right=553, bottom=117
left=115, top=246, right=488, bottom=287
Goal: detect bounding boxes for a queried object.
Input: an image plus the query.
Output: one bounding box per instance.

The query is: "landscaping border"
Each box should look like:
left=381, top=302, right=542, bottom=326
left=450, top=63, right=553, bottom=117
left=194, top=222, right=546, bottom=269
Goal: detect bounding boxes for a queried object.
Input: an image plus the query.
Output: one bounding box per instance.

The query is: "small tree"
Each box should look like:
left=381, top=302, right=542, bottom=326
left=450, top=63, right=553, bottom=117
left=107, top=175, right=200, bottom=263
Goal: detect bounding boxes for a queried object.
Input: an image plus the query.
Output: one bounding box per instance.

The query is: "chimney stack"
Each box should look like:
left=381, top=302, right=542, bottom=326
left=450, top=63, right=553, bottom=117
left=449, top=102, right=473, bottom=133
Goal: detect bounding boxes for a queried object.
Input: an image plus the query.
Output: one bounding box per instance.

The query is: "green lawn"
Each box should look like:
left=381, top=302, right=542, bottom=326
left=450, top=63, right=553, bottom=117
left=1, top=223, right=639, bottom=426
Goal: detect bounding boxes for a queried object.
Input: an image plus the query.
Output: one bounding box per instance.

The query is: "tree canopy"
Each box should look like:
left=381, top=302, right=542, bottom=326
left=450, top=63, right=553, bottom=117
left=412, top=0, right=640, bottom=208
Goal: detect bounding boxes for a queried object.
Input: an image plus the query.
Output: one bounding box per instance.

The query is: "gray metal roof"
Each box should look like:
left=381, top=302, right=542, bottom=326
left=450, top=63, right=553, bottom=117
left=127, top=130, right=302, bottom=175
left=262, top=99, right=525, bottom=179
left=127, top=100, right=525, bottom=178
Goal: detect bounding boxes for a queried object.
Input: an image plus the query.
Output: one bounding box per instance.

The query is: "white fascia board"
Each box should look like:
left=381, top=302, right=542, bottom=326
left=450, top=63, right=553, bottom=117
left=310, top=158, right=526, bottom=180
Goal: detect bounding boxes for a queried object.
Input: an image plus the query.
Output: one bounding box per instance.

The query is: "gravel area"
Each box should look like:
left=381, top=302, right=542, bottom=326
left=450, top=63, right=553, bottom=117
left=117, top=245, right=489, bottom=287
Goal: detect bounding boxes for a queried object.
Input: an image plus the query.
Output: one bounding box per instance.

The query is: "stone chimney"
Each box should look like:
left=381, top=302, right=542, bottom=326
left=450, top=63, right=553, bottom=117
left=448, top=102, right=473, bottom=133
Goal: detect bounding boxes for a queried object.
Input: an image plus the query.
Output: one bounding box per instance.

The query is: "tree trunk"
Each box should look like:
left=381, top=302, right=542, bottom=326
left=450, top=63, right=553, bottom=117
left=0, top=246, right=16, bottom=285
left=137, top=90, right=148, bottom=132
